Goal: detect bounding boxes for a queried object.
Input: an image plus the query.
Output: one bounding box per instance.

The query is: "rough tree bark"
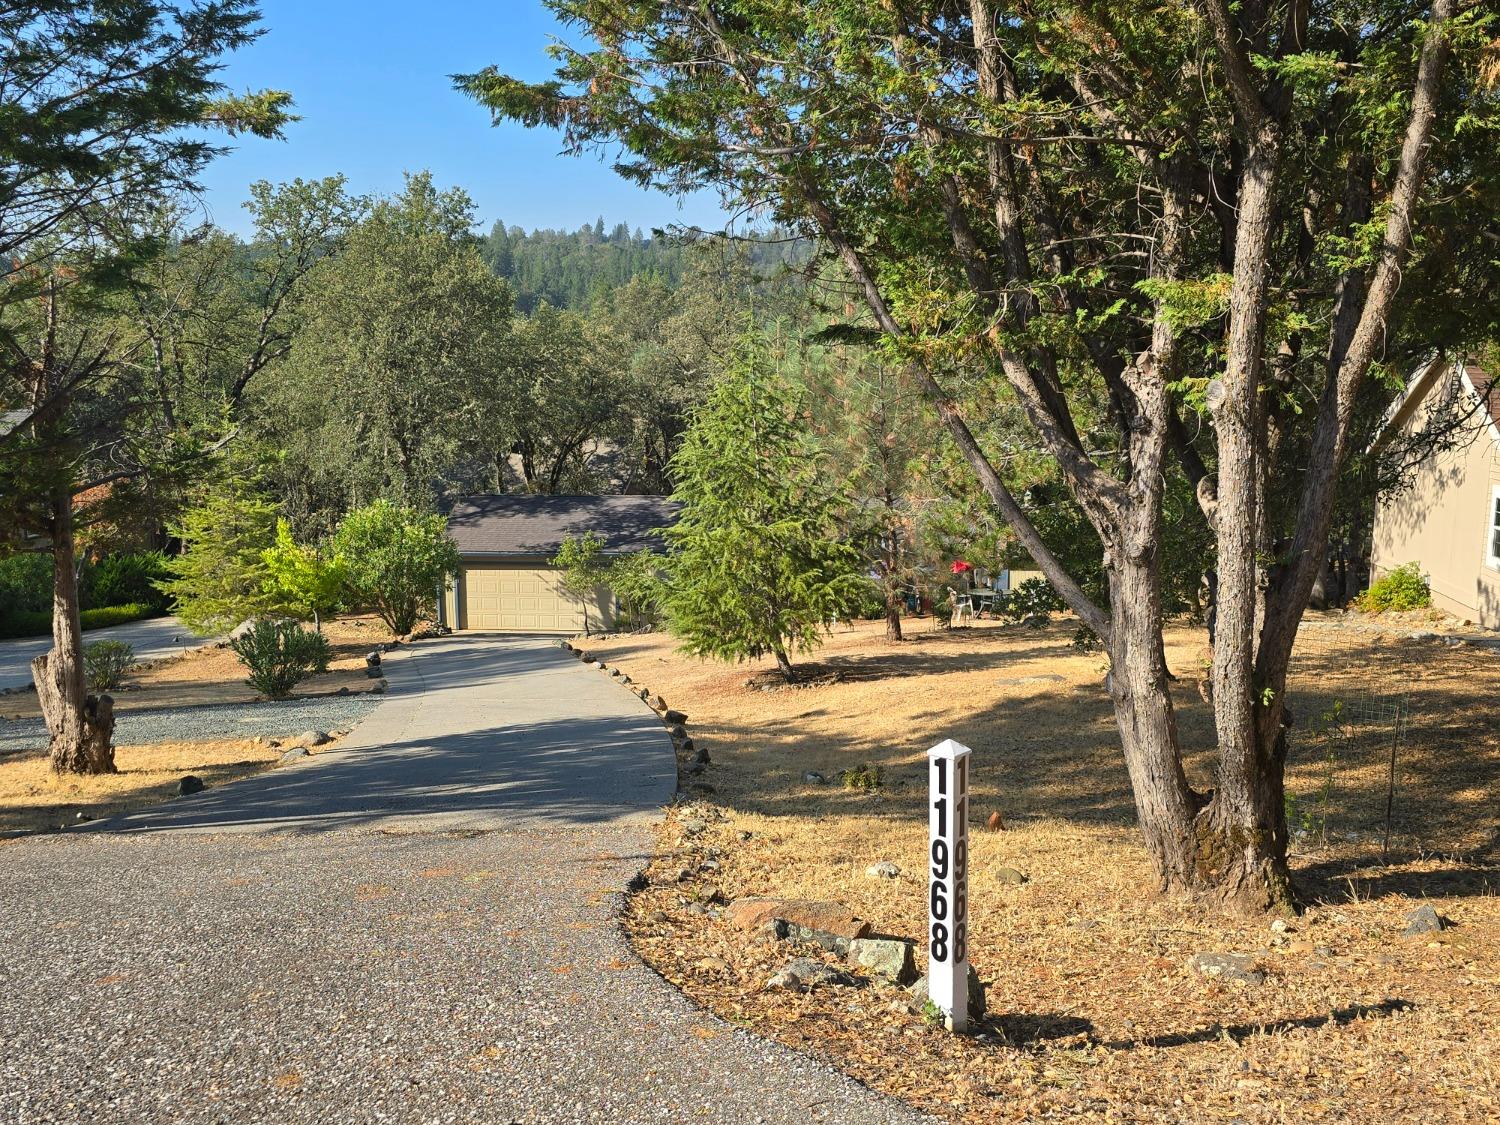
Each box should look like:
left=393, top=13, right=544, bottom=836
left=32, top=485, right=116, bottom=775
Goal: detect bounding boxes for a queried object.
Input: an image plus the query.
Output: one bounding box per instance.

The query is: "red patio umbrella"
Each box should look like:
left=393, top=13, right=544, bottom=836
left=950, top=560, right=974, bottom=574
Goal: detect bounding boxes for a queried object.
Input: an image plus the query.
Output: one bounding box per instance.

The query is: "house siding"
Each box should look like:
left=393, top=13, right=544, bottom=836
left=1370, top=372, right=1500, bottom=629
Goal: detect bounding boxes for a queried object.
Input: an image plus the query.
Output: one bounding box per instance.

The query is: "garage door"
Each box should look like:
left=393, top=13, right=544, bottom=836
left=460, top=564, right=592, bottom=633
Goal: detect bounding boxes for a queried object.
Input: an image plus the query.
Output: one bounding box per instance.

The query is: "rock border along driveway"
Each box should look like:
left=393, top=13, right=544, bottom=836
left=0, top=634, right=925, bottom=1123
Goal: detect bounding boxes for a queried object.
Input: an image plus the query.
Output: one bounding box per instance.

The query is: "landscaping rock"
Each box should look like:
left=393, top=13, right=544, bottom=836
left=365, top=650, right=382, bottom=668
left=765, top=957, right=857, bottom=991
left=866, top=861, right=900, bottom=879
left=908, top=968, right=986, bottom=1018
left=727, top=897, right=871, bottom=940
left=689, top=745, right=709, bottom=765
left=650, top=694, right=668, bottom=712
left=696, top=956, right=730, bottom=974
left=784, top=923, right=854, bottom=955
left=681, top=818, right=708, bottom=837
left=986, top=811, right=1006, bottom=831
left=667, top=723, right=687, bottom=741
left=1188, top=952, right=1265, bottom=986
left=1402, top=904, right=1446, bottom=938
left=663, top=708, right=687, bottom=724
left=994, top=867, right=1028, bottom=885
left=848, top=937, right=918, bottom=985
left=176, top=775, right=204, bottom=796
left=299, top=730, right=331, bottom=747
left=802, top=771, right=827, bottom=785
left=279, top=747, right=310, bottom=763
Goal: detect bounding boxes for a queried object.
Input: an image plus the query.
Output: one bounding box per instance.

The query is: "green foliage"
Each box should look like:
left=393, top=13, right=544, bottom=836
left=230, top=619, right=332, bottom=700
left=261, top=520, right=346, bottom=628
left=605, top=551, right=667, bottom=628
left=0, top=603, right=159, bottom=639
left=332, top=500, right=459, bottom=636
left=841, top=763, right=884, bottom=791
left=83, top=640, right=135, bottom=693
left=157, top=479, right=279, bottom=635
left=0, top=554, right=52, bottom=616
left=662, top=348, right=869, bottom=680
left=1008, top=578, right=1065, bottom=625
left=89, top=552, right=172, bottom=613
left=477, top=216, right=806, bottom=314
left=551, top=531, right=609, bottom=634
left=1355, top=563, right=1431, bottom=613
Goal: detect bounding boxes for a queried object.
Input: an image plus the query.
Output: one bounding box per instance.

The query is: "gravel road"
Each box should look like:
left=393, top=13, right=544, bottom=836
left=0, top=696, right=379, bottom=755
left=0, top=635, right=927, bottom=1124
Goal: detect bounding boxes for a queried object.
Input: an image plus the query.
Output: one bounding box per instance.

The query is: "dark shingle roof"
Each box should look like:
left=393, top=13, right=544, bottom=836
left=446, top=494, right=678, bottom=558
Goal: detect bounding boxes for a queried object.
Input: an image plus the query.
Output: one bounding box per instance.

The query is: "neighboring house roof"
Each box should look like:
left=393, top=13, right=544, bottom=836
left=447, top=494, right=679, bottom=557
left=1371, top=356, right=1500, bottom=452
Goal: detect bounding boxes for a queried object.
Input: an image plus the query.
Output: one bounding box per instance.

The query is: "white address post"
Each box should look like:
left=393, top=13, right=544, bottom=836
left=927, top=738, right=971, bottom=1033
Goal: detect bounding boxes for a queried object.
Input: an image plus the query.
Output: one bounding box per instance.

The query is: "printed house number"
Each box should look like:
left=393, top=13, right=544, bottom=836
left=927, top=738, right=972, bottom=1032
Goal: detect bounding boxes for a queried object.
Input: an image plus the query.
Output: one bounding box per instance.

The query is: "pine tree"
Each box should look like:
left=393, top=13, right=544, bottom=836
left=663, top=347, right=868, bottom=681
left=157, top=479, right=280, bottom=635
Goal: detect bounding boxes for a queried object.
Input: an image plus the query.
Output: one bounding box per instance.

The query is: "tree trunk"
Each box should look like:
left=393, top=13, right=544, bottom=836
left=884, top=586, right=903, bottom=642
left=33, top=487, right=116, bottom=775
left=773, top=646, right=795, bottom=682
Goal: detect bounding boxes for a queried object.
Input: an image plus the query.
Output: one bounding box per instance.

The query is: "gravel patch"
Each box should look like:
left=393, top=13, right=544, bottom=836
left=0, top=696, right=379, bottom=755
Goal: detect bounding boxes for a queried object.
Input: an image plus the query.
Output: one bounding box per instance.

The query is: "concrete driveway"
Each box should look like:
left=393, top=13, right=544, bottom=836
left=0, top=615, right=205, bottom=692
left=0, top=634, right=923, bottom=1124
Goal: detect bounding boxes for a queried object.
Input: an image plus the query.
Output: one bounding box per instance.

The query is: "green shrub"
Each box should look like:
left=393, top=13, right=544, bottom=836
left=88, top=551, right=172, bottom=612
left=230, top=619, right=332, bottom=700
left=1356, top=563, right=1431, bottom=613
left=0, top=602, right=157, bottom=639
left=84, top=640, right=135, bottom=692
left=1009, top=577, right=1064, bottom=619
left=0, top=554, right=53, bottom=622
left=333, top=501, right=458, bottom=636
left=841, top=763, right=884, bottom=791
left=606, top=550, right=668, bottom=627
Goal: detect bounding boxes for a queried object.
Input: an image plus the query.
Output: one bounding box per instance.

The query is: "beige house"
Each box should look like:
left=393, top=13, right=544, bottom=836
left=439, top=494, right=675, bottom=634
left=1369, top=357, right=1500, bottom=628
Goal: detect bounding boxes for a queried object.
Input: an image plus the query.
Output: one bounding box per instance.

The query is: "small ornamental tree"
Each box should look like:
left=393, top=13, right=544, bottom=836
left=262, top=520, right=346, bottom=631
left=332, top=500, right=459, bottom=636
left=551, top=532, right=609, bottom=635
left=157, top=483, right=279, bottom=635
left=663, top=350, right=868, bottom=681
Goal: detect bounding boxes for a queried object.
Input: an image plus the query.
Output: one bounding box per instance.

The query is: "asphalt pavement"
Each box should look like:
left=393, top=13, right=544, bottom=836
left=0, top=616, right=207, bottom=692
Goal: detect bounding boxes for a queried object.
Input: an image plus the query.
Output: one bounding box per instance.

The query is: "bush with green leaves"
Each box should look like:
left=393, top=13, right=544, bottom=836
left=83, top=640, right=135, bottom=692
left=1008, top=577, right=1065, bottom=625
left=0, top=602, right=158, bottom=640
left=606, top=550, right=666, bottom=628
left=551, top=531, right=609, bottom=635
left=261, top=520, right=346, bottom=630
left=230, top=619, right=332, bottom=700
left=332, top=500, right=459, bottom=636
left=1355, top=563, right=1431, bottom=613
left=89, top=551, right=172, bottom=613
left=0, top=554, right=52, bottom=616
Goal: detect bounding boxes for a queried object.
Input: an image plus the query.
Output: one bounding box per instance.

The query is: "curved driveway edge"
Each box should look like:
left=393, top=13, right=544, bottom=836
left=0, top=634, right=927, bottom=1123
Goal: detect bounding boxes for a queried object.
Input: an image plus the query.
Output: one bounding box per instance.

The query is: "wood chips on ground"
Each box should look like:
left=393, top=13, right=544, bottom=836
left=586, top=614, right=1500, bottom=1123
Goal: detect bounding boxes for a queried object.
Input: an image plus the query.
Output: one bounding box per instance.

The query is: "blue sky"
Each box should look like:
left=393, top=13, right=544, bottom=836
left=195, top=1, right=733, bottom=238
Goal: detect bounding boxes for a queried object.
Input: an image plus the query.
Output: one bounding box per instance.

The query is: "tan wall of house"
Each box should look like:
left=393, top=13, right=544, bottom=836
left=1370, top=382, right=1500, bottom=629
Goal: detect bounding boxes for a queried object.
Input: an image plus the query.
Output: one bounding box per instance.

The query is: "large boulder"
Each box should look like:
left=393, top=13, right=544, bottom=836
left=727, top=898, right=871, bottom=940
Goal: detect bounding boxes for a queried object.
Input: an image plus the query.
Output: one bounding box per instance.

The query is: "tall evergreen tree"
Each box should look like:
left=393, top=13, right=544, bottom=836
left=663, top=347, right=868, bottom=682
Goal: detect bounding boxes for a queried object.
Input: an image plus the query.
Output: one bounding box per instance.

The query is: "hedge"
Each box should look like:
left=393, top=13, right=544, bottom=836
left=0, top=603, right=160, bottom=640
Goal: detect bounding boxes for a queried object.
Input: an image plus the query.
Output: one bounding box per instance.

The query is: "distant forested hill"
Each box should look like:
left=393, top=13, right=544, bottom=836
left=479, top=218, right=808, bottom=312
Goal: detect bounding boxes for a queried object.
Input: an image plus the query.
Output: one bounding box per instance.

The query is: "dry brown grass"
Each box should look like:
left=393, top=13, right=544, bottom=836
left=587, top=614, right=1500, bottom=1123
left=0, top=735, right=338, bottom=834
left=0, top=615, right=393, bottom=722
